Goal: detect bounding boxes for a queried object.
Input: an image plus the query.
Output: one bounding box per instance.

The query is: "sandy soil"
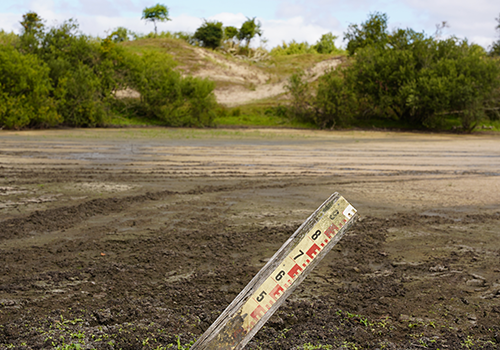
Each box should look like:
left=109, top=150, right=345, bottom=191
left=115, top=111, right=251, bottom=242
left=211, top=58, right=342, bottom=107
left=0, top=128, right=499, bottom=349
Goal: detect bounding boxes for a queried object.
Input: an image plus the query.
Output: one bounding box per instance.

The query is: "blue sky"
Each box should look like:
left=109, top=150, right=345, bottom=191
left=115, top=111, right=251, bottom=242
left=1, top=0, right=499, bottom=49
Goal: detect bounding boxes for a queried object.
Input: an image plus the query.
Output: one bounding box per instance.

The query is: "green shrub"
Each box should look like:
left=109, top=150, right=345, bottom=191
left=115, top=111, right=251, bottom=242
left=271, top=33, right=343, bottom=56
left=237, top=17, right=262, bottom=47
left=313, top=33, right=342, bottom=54
left=132, top=31, right=194, bottom=44
left=37, top=20, right=130, bottom=126
left=315, top=68, right=357, bottom=128
left=350, top=30, right=500, bottom=130
left=51, top=60, right=107, bottom=126
left=193, top=21, right=223, bottom=49
left=0, top=46, right=60, bottom=129
left=344, top=12, right=388, bottom=56
left=0, top=30, right=18, bottom=47
left=224, top=26, right=239, bottom=42
left=108, top=27, right=131, bottom=43
left=271, top=40, right=317, bottom=56
left=285, top=70, right=311, bottom=120
left=130, top=51, right=216, bottom=126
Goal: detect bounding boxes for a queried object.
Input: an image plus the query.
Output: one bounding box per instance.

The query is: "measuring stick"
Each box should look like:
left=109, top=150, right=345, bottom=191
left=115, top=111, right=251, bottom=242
left=191, top=193, right=357, bottom=350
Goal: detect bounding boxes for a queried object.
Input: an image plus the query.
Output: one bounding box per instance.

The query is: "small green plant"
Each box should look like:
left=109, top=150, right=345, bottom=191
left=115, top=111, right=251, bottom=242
left=462, top=335, right=475, bottom=349
left=302, top=343, right=333, bottom=350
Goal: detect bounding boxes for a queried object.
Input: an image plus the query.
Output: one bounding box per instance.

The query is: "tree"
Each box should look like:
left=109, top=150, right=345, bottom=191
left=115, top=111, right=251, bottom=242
left=224, top=26, right=239, bottom=42
left=348, top=30, right=500, bottom=131
left=193, top=21, right=223, bottom=49
left=141, top=4, right=171, bottom=37
left=313, top=33, right=340, bottom=54
left=108, top=27, right=130, bottom=43
left=237, top=17, right=262, bottom=47
left=0, top=46, right=60, bottom=129
left=344, top=12, right=388, bottom=56
left=18, top=11, right=45, bottom=54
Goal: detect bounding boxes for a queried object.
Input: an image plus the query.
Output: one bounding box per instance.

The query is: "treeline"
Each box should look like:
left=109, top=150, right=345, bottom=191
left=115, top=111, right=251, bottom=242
left=287, top=13, right=500, bottom=132
left=0, top=13, right=217, bottom=129
left=2, top=10, right=500, bottom=132
left=107, top=17, right=342, bottom=57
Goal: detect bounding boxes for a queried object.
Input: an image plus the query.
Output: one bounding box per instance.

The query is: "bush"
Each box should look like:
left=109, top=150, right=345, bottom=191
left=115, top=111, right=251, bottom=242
left=271, top=40, right=317, bottom=56
left=37, top=20, right=130, bottom=126
left=0, top=30, right=18, bottom=47
left=285, top=70, right=311, bottom=120
left=132, top=31, right=194, bottom=44
left=108, top=27, right=131, bottom=43
left=315, top=68, right=356, bottom=129
left=350, top=30, right=500, bottom=130
left=237, top=17, right=262, bottom=47
left=130, top=51, right=216, bottom=126
left=313, top=33, right=341, bottom=54
left=0, top=46, right=60, bottom=129
left=193, top=21, right=223, bottom=49
left=271, top=33, right=343, bottom=56
left=344, top=12, right=388, bottom=56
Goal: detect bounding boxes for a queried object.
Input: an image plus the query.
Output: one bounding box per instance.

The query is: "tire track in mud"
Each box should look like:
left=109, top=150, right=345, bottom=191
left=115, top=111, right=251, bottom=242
left=3, top=173, right=499, bottom=242
left=0, top=190, right=172, bottom=241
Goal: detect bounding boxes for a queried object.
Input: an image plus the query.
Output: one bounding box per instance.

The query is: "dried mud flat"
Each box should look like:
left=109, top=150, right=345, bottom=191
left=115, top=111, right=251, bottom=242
left=0, top=128, right=499, bottom=350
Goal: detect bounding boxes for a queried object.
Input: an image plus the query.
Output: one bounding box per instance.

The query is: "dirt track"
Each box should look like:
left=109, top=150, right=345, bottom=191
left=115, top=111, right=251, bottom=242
left=0, top=128, right=499, bottom=349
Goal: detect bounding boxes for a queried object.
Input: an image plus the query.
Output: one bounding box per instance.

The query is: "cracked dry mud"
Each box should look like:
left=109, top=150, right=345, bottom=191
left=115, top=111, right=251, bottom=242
left=0, top=128, right=499, bottom=349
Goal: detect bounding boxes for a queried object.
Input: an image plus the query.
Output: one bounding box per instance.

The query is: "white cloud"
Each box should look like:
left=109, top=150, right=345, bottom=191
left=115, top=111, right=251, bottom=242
left=400, top=0, right=499, bottom=46
left=273, top=0, right=499, bottom=48
left=261, top=16, right=341, bottom=48
left=0, top=12, right=21, bottom=33
left=206, top=12, right=247, bottom=26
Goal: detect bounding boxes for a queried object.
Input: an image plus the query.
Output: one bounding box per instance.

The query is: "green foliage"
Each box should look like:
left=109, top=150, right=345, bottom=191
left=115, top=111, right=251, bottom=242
left=315, top=68, right=356, bottom=129
left=271, top=40, right=317, bottom=56
left=0, top=12, right=219, bottom=129
left=141, top=4, right=171, bottom=36
left=224, top=26, right=239, bottom=41
left=51, top=61, right=107, bottom=127
left=37, top=19, right=124, bottom=126
left=0, top=30, right=18, bottom=46
left=344, top=12, right=388, bottom=56
left=315, top=23, right=500, bottom=132
left=350, top=31, right=500, bottom=131
left=0, top=46, right=60, bottom=129
left=18, top=11, right=45, bottom=54
left=132, top=31, right=194, bottom=44
left=129, top=51, right=217, bottom=126
left=193, top=21, right=223, bottom=49
left=237, top=17, right=262, bottom=46
left=271, top=33, right=343, bottom=56
left=108, top=27, right=131, bottom=43
left=20, top=12, right=44, bottom=35
left=313, top=33, right=340, bottom=54
left=285, top=70, right=311, bottom=120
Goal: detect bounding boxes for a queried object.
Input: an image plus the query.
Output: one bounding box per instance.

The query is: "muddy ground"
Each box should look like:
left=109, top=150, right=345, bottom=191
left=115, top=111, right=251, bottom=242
left=0, top=128, right=499, bottom=350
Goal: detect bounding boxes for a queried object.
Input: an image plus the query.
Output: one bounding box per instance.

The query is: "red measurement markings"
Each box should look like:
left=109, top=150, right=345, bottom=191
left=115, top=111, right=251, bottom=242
left=306, top=243, right=321, bottom=259
left=251, top=305, right=266, bottom=321
left=288, top=264, right=303, bottom=279
left=324, top=223, right=339, bottom=239
left=269, top=284, right=285, bottom=301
